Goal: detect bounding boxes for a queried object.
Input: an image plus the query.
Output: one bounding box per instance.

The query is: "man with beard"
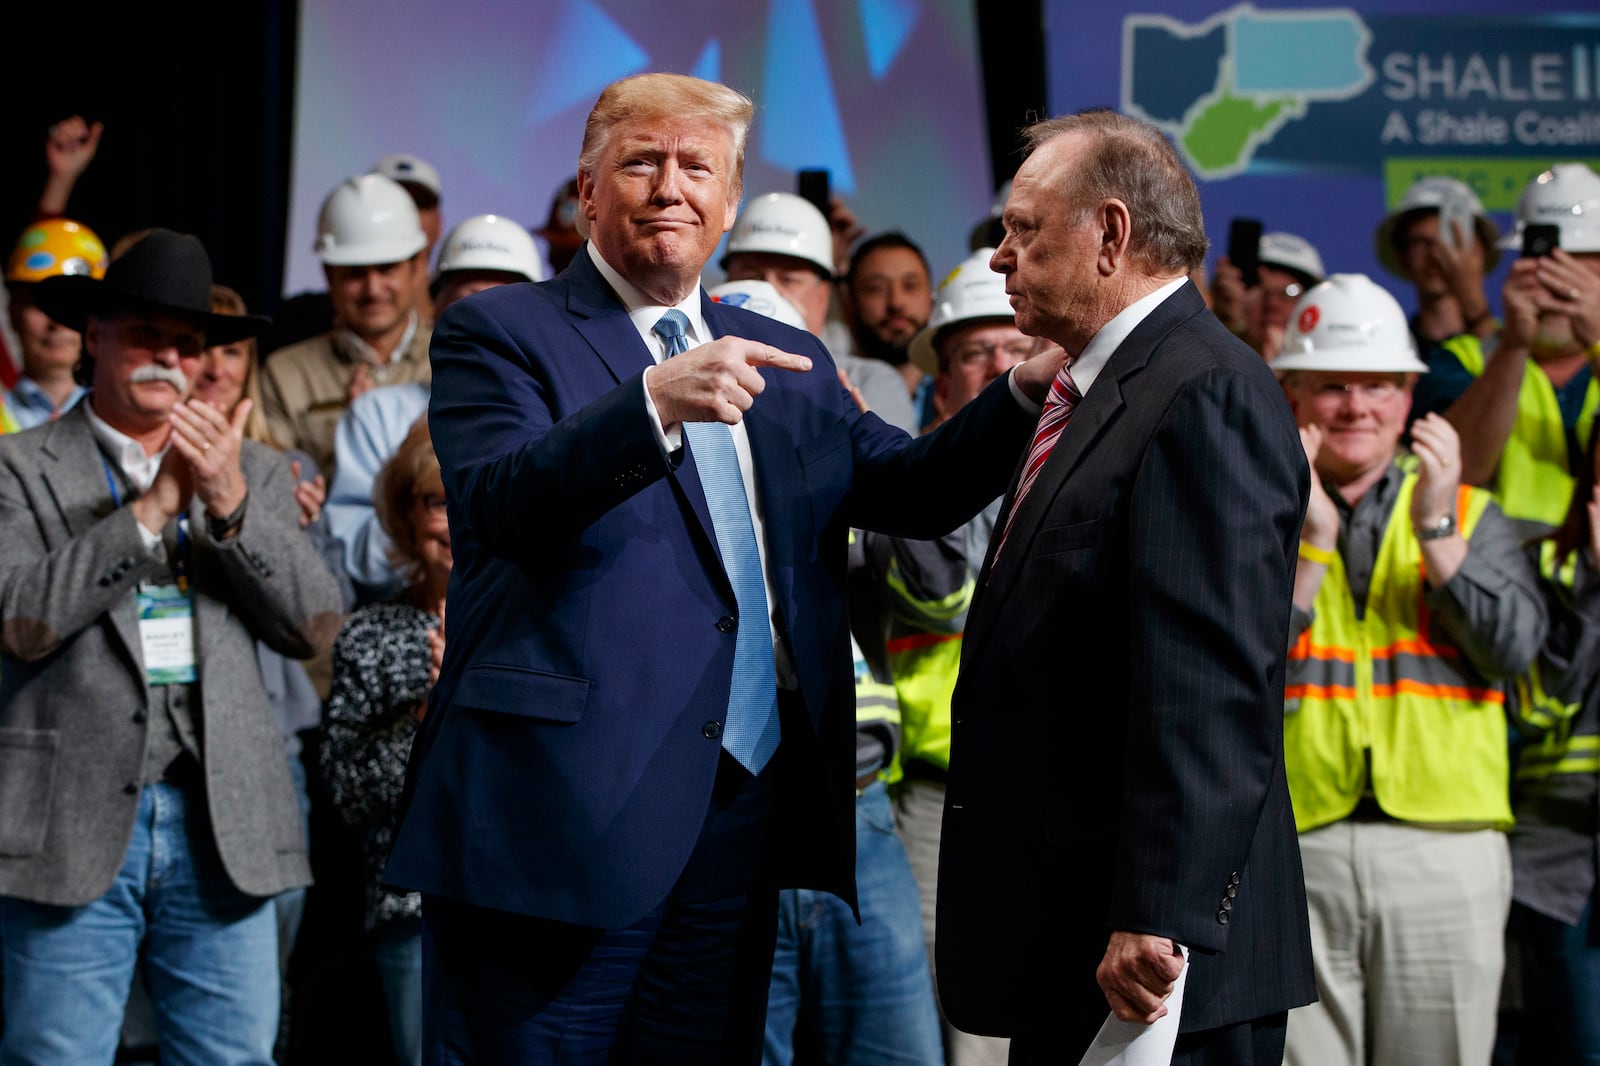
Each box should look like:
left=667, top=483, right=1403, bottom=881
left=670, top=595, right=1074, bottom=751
left=841, top=232, right=937, bottom=428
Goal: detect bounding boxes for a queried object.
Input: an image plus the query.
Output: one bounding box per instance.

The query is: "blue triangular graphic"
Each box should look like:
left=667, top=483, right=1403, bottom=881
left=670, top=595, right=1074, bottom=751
left=524, top=1, right=650, bottom=125
left=690, top=38, right=721, bottom=83
left=858, top=0, right=919, bottom=79
left=760, top=0, right=855, bottom=193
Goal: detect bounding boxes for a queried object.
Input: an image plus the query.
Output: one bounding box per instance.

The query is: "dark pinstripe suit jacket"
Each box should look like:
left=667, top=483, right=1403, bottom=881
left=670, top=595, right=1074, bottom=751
left=936, top=282, right=1318, bottom=1043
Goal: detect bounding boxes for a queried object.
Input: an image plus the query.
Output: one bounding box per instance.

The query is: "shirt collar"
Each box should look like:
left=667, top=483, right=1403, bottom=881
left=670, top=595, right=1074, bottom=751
left=587, top=243, right=708, bottom=354
left=335, top=311, right=421, bottom=368
left=1071, top=276, right=1188, bottom=397
left=83, top=395, right=169, bottom=492
left=11, top=377, right=86, bottom=414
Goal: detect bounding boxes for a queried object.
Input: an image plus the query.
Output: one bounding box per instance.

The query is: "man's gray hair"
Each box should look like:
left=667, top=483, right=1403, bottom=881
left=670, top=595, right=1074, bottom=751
left=1022, top=110, right=1208, bottom=274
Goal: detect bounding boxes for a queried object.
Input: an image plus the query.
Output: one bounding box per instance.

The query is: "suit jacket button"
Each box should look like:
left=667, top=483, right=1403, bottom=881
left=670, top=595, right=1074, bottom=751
left=98, top=576, right=112, bottom=587
left=123, top=782, right=139, bottom=795
left=702, top=721, right=722, bottom=739
left=1220, top=896, right=1233, bottom=912
left=716, top=616, right=736, bottom=633
left=131, top=709, right=148, bottom=724
left=1217, top=910, right=1230, bottom=925
left=1229, top=871, right=1241, bottom=885
left=1226, top=884, right=1237, bottom=899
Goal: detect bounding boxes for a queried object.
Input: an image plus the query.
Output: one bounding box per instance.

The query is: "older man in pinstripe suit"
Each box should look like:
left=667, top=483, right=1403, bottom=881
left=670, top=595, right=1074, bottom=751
left=937, top=110, right=1317, bottom=1065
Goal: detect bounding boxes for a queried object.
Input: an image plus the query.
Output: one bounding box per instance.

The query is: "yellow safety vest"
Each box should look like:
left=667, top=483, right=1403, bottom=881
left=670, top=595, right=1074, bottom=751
left=1285, top=470, right=1512, bottom=831
left=0, top=399, right=18, bottom=435
left=1445, top=334, right=1600, bottom=531
left=1512, top=543, right=1600, bottom=783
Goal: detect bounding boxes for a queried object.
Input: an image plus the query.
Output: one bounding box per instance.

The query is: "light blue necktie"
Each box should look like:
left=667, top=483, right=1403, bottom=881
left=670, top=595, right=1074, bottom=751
left=653, top=309, right=781, bottom=773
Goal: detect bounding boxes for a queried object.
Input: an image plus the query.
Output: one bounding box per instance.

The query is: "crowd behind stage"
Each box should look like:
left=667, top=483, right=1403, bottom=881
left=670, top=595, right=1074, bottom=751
left=1, top=105, right=1599, bottom=1066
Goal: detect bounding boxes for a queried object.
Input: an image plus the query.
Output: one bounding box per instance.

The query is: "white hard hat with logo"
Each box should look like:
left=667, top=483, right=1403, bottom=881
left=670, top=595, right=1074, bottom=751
left=435, top=214, right=543, bottom=283
left=721, top=192, right=834, bottom=278
left=1501, top=163, right=1600, bottom=253
left=908, top=249, right=1015, bottom=376
left=1258, top=232, right=1326, bottom=286
left=315, top=174, right=428, bottom=266
left=1375, top=176, right=1501, bottom=276
left=1270, top=274, right=1428, bottom=374
left=709, top=278, right=809, bottom=333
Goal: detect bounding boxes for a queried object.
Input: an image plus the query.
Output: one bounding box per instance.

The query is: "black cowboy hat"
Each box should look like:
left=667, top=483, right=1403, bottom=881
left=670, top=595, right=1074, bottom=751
left=34, top=228, right=271, bottom=345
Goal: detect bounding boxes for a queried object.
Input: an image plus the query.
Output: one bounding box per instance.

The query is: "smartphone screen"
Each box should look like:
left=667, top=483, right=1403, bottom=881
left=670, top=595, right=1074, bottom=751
left=1228, top=218, right=1263, bottom=288
left=1439, top=198, right=1471, bottom=251
left=797, top=169, right=831, bottom=219
left=1522, top=223, right=1561, bottom=259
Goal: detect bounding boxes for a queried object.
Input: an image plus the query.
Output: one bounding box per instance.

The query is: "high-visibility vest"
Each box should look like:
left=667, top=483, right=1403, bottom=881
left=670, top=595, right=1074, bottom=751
left=1512, top=542, right=1600, bottom=784
left=1445, top=334, right=1600, bottom=531
left=1285, top=468, right=1512, bottom=832
left=0, top=398, right=18, bottom=435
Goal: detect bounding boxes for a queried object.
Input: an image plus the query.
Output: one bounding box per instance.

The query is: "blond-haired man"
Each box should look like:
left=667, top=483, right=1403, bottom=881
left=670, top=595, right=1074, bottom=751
left=386, top=73, right=1064, bottom=1061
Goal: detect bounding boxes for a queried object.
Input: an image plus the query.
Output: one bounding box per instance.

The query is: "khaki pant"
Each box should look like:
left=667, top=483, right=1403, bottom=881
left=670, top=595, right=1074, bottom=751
left=1286, top=820, right=1511, bottom=1066
left=894, top=776, right=1010, bottom=1066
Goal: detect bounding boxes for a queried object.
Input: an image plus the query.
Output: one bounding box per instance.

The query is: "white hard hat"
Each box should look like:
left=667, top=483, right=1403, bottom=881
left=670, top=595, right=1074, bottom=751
left=1501, top=163, right=1600, bottom=254
left=908, top=249, right=1014, bottom=376
left=1259, top=232, right=1325, bottom=285
left=709, top=278, right=808, bottom=332
left=1374, top=176, right=1501, bottom=276
left=369, top=153, right=442, bottom=199
left=722, top=192, right=834, bottom=278
left=435, top=214, right=543, bottom=283
left=1270, top=274, right=1428, bottom=375
left=315, top=174, right=428, bottom=266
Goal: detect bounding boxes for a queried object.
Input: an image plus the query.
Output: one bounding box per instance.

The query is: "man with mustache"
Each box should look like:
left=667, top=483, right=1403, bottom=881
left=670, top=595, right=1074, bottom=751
left=0, top=230, right=344, bottom=1063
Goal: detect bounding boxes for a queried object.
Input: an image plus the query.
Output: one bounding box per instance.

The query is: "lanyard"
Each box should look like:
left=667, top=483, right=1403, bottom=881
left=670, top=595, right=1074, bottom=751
left=102, top=453, right=190, bottom=592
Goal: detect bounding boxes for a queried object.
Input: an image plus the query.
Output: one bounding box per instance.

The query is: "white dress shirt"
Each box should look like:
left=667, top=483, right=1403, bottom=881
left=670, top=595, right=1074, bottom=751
left=587, top=244, right=797, bottom=685
left=84, top=399, right=168, bottom=552
left=1070, top=277, right=1189, bottom=397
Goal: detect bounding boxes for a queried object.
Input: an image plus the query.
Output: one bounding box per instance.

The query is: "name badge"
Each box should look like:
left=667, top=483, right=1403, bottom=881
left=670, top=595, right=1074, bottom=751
left=137, top=582, right=197, bottom=685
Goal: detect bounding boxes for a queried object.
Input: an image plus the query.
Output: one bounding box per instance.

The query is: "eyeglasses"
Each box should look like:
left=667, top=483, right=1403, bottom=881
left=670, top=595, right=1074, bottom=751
left=1308, top=380, right=1405, bottom=402
left=950, top=339, right=1033, bottom=368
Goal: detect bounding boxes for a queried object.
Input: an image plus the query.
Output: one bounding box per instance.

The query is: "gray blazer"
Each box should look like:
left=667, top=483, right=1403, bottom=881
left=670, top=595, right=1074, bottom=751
left=0, top=404, right=344, bottom=905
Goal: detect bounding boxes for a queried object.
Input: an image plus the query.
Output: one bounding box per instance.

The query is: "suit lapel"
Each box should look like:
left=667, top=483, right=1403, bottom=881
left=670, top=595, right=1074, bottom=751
left=563, top=254, right=721, bottom=564
left=36, top=404, right=146, bottom=668
left=966, top=282, right=1208, bottom=654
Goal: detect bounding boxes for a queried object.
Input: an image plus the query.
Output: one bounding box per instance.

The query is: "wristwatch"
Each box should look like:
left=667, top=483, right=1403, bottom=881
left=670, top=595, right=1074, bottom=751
left=207, top=495, right=248, bottom=541
left=1415, top=514, right=1457, bottom=542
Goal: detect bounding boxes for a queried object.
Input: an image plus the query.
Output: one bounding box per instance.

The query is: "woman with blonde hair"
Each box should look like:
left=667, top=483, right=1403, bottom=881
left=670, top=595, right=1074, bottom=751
left=321, top=418, right=448, bottom=1066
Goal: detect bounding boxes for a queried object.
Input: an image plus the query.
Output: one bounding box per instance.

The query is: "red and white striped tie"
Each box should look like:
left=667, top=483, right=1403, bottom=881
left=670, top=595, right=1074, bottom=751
left=994, top=362, right=1080, bottom=560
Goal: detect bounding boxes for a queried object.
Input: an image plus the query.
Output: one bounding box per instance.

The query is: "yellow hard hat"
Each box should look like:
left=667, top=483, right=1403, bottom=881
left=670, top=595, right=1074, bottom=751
left=6, top=218, right=109, bottom=284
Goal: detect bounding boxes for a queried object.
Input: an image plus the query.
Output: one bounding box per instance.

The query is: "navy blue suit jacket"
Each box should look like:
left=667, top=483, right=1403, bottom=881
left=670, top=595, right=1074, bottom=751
left=385, top=251, right=1033, bottom=928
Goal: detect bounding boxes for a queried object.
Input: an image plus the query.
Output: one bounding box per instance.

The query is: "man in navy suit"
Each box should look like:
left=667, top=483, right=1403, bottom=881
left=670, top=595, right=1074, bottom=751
left=384, top=73, right=1060, bottom=1063
left=936, top=110, right=1317, bottom=1064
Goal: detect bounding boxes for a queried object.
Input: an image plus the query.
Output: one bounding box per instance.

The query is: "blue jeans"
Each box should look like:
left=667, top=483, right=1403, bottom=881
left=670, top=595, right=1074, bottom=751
left=1512, top=894, right=1600, bottom=1065
left=0, top=782, right=280, bottom=1066
left=764, top=780, right=945, bottom=1066
left=375, top=916, right=423, bottom=1066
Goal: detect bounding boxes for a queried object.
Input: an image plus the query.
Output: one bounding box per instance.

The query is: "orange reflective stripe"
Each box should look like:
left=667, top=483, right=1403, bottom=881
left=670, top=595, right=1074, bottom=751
left=1294, top=638, right=1459, bottom=662
left=1285, top=683, right=1360, bottom=701
left=886, top=632, right=962, bottom=655
left=1372, top=680, right=1505, bottom=704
